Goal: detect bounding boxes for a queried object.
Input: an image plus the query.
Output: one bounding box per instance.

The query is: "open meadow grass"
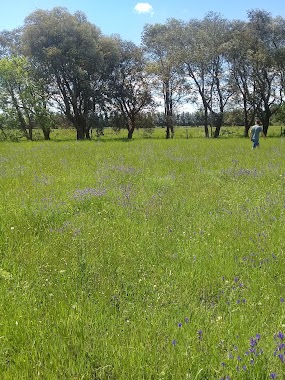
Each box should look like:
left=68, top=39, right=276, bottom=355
left=0, top=128, right=285, bottom=379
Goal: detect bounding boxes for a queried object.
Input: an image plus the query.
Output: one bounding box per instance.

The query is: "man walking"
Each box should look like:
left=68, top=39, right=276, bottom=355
left=249, top=120, right=265, bottom=149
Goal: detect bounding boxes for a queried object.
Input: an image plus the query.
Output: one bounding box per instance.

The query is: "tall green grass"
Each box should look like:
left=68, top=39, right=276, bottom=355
left=0, top=134, right=284, bottom=379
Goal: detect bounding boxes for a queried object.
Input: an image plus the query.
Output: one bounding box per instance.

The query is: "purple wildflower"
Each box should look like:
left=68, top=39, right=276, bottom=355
left=73, top=187, right=107, bottom=200
left=198, top=330, right=203, bottom=340
left=250, top=338, right=258, bottom=347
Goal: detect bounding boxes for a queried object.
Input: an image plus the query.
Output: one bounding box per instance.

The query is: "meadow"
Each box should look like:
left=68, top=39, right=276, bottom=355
left=0, top=127, right=285, bottom=379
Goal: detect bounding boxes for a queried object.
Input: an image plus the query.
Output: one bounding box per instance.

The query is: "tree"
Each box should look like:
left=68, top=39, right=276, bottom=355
left=142, top=20, right=188, bottom=139
left=271, top=103, right=285, bottom=125
left=22, top=7, right=105, bottom=140
left=176, top=14, right=234, bottom=137
left=226, top=20, right=256, bottom=136
left=244, top=10, right=284, bottom=135
left=0, top=56, right=53, bottom=140
left=105, top=39, right=153, bottom=139
left=0, top=28, right=23, bottom=58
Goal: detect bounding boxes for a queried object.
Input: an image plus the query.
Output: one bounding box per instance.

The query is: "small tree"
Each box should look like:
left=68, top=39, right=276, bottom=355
left=137, top=113, right=155, bottom=138
left=106, top=39, right=153, bottom=139
left=108, top=111, right=127, bottom=134
left=22, top=7, right=106, bottom=140
left=142, top=20, right=188, bottom=139
left=0, top=56, right=53, bottom=140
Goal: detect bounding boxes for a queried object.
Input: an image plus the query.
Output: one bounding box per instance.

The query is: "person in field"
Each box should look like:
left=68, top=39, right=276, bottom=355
left=249, top=120, right=265, bottom=149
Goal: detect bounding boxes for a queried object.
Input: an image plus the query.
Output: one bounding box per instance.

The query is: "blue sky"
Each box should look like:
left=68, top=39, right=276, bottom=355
left=2, top=0, right=285, bottom=44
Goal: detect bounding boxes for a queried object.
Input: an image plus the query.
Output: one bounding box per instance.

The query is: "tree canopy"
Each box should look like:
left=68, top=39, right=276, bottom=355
left=0, top=7, right=285, bottom=139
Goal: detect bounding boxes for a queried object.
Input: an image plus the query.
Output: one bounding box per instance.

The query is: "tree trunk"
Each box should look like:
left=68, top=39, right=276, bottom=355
left=214, top=126, right=221, bottom=138
left=126, top=116, right=135, bottom=139
left=244, top=125, right=250, bottom=138
left=75, top=116, right=87, bottom=140
left=164, top=81, right=173, bottom=139
left=213, top=113, right=223, bottom=138
left=263, top=116, right=270, bottom=137
left=85, top=127, right=91, bottom=140
left=166, top=126, right=170, bottom=139
left=10, top=90, right=30, bottom=140
left=42, top=128, right=51, bottom=140
left=244, top=113, right=255, bottom=137
left=165, top=116, right=174, bottom=139
left=204, top=125, right=209, bottom=137
left=243, top=111, right=250, bottom=137
left=204, top=109, right=209, bottom=137
left=28, top=123, right=33, bottom=141
left=76, top=128, right=85, bottom=140
left=127, top=128, right=134, bottom=139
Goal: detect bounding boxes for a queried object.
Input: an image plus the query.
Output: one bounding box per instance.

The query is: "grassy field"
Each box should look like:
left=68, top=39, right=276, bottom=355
left=0, top=129, right=285, bottom=379
left=45, top=124, right=285, bottom=141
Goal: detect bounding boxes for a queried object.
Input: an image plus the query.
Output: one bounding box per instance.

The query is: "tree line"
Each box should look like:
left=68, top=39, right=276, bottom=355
left=0, top=7, right=285, bottom=140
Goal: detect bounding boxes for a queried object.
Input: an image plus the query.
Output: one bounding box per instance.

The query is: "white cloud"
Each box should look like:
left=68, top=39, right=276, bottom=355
left=134, top=3, right=154, bottom=15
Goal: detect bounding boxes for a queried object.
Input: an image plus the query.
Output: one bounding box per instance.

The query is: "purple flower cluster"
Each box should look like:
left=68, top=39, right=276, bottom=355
left=248, top=334, right=262, bottom=355
left=169, top=284, right=285, bottom=378
left=241, top=251, right=277, bottom=268
left=112, top=165, right=137, bottom=174
left=221, top=167, right=259, bottom=178
left=220, top=332, right=285, bottom=378
left=274, top=331, right=285, bottom=363
left=73, top=187, right=107, bottom=200
left=219, top=276, right=247, bottom=306
left=33, top=174, right=50, bottom=186
left=198, top=329, right=203, bottom=340
left=220, top=334, right=263, bottom=379
left=50, top=220, right=71, bottom=234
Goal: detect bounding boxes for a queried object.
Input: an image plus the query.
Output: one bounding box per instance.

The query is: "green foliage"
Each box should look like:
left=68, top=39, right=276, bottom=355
left=272, top=103, right=285, bottom=125
left=1, top=8, right=285, bottom=140
left=0, top=56, right=54, bottom=140
left=108, top=111, right=127, bottom=133
left=22, top=7, right=105, bottom=139
left=136, top=113, right=155, bottom=138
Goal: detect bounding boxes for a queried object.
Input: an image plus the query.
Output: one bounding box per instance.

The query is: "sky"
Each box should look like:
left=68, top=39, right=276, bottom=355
left=1, top=0, right=285, bottom=44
